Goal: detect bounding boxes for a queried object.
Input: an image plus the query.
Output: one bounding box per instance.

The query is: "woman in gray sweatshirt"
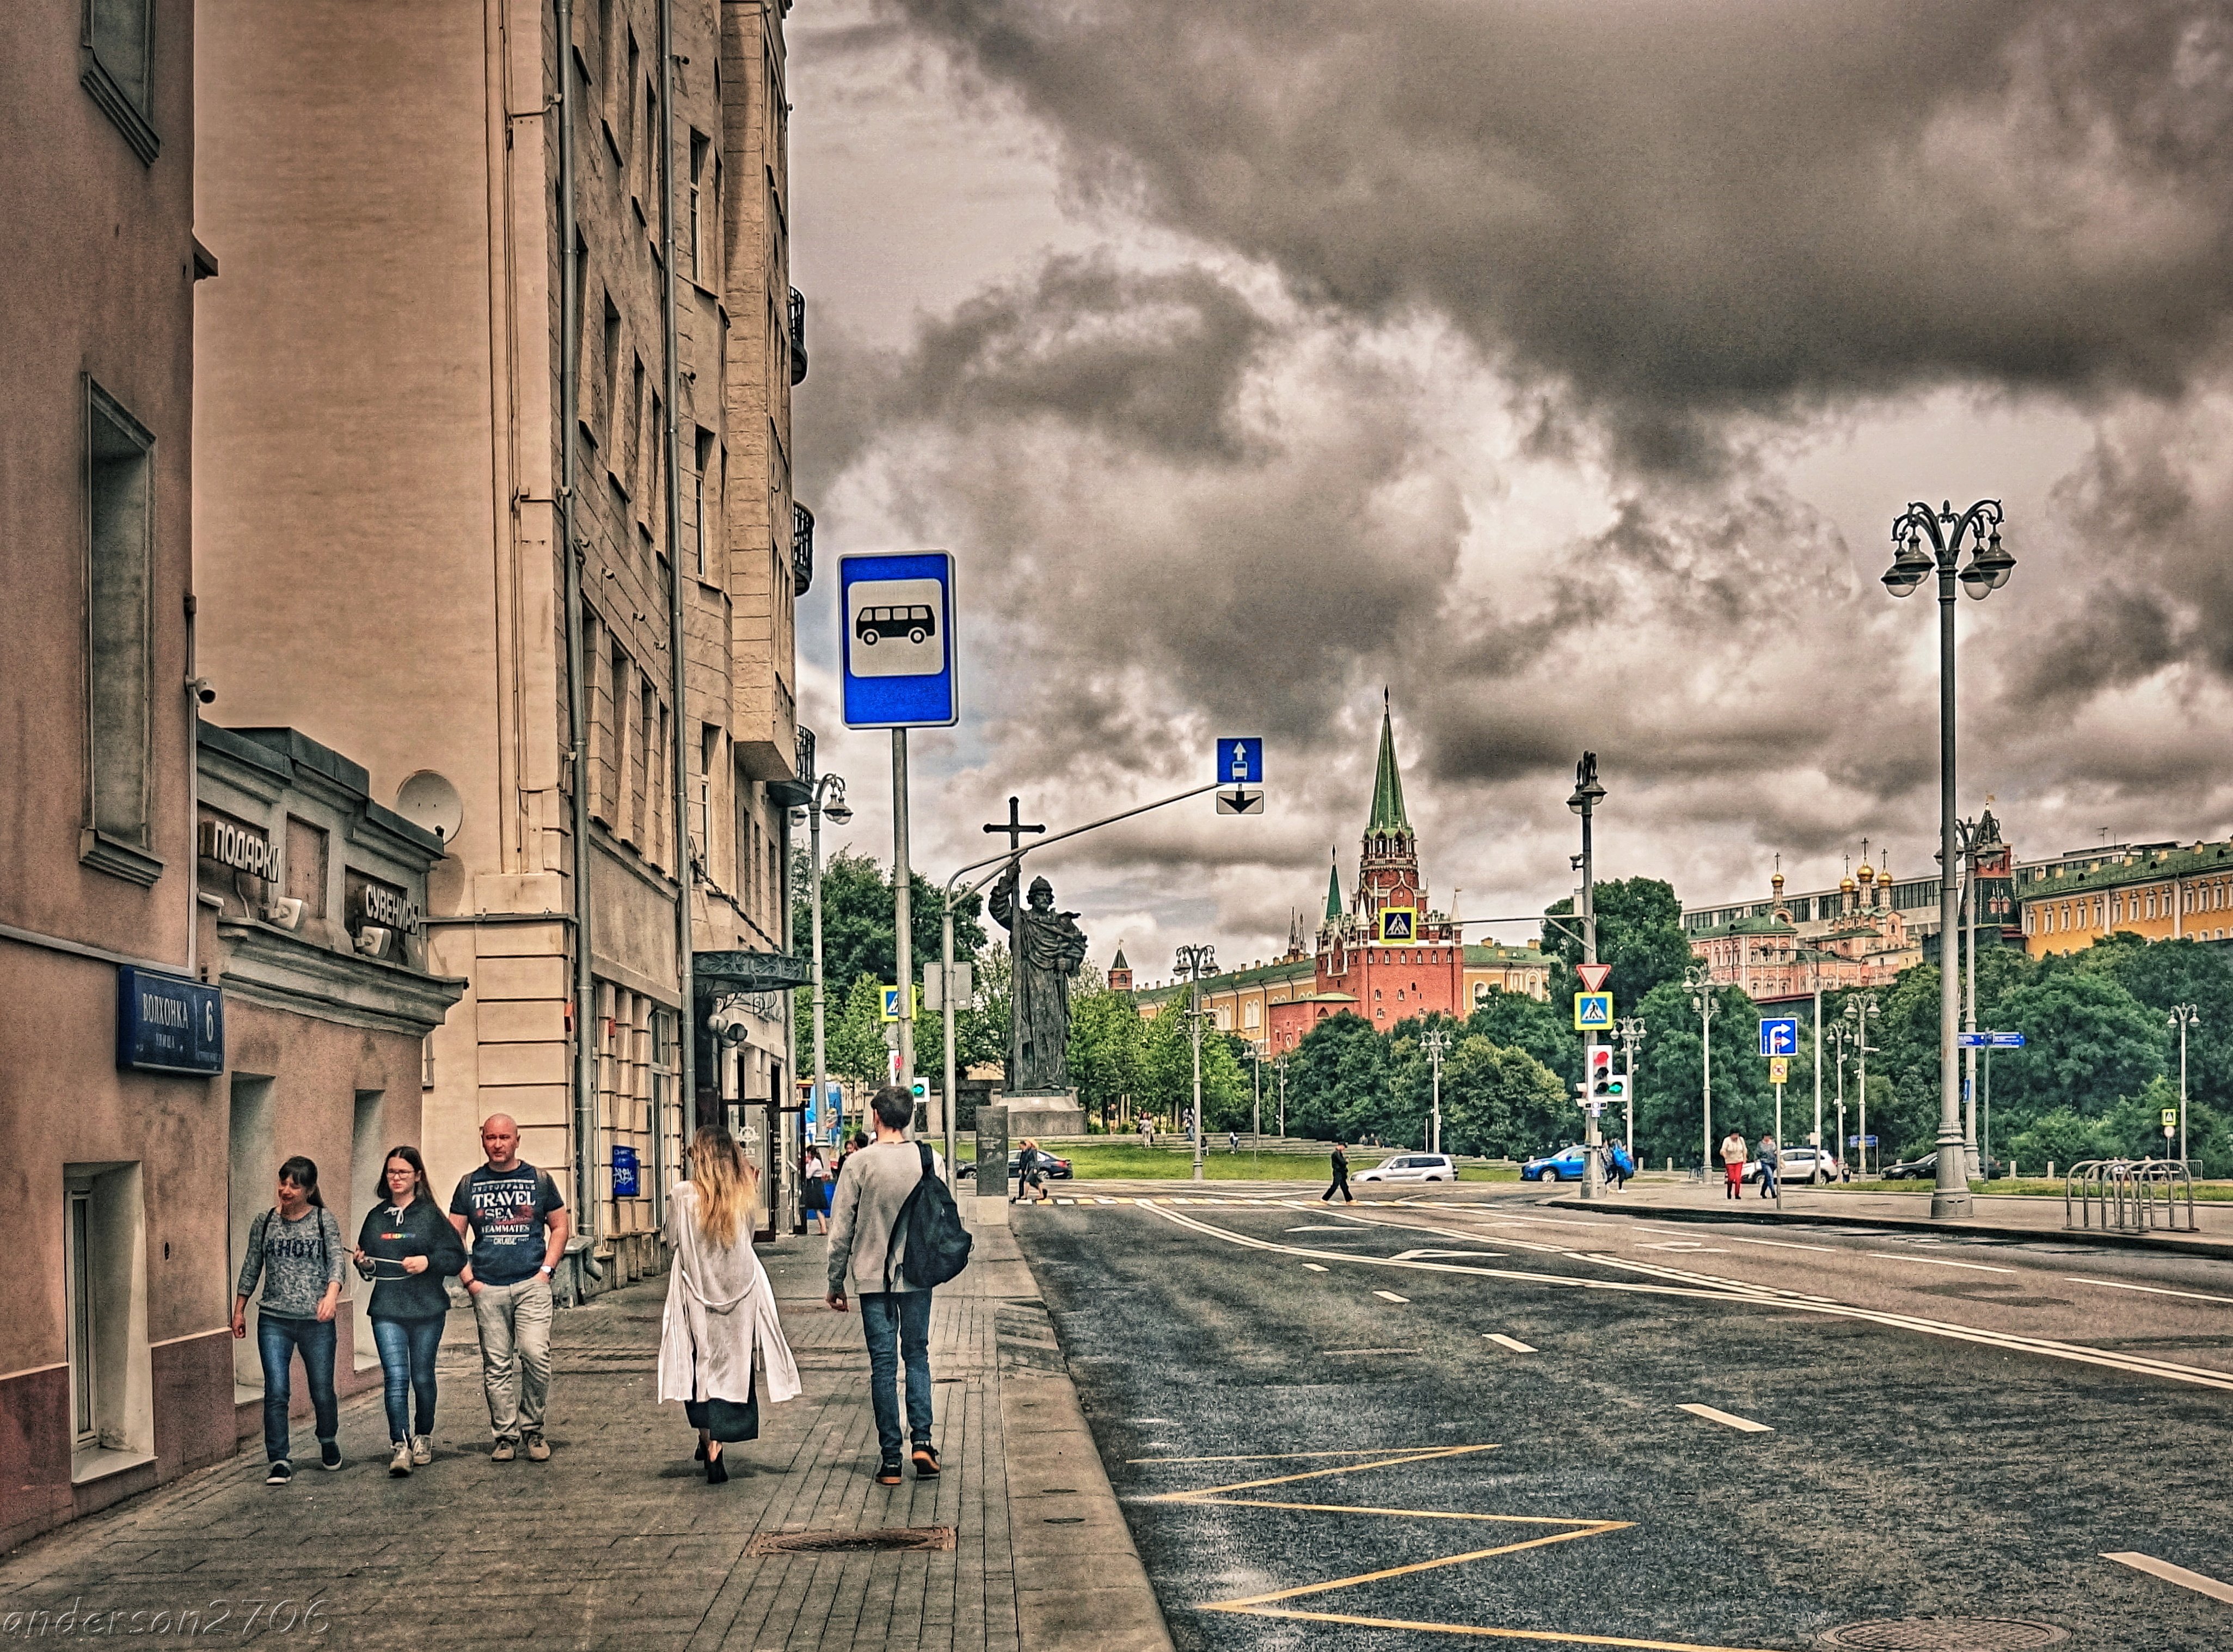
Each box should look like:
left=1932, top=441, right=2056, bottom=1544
left=231, top=1156, right=347, bottom=1484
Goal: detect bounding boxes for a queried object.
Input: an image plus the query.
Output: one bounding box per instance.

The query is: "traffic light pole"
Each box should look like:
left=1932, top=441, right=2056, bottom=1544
left=1574, top=756, right=1605, bottom=1202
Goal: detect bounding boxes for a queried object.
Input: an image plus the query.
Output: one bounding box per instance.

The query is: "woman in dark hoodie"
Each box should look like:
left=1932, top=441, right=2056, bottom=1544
left=352, top=1145, right=468, bottom=1477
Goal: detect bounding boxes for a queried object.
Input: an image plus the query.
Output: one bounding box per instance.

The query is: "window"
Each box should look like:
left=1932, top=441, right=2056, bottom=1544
left=69, top=1189, right=95, bottom=1441
left=622, top=30, right=640, bottom=163
left=628, top=352, right=646, bottom=498
left=688, top=131, right=710, bottom=279
left=64, top=1163, right=152, bottom=1474
left=690, top=427, right=715, bottom=576
left=602, top=294, right=621, bottom=442
left=694, top=723, right=718, bottom=863
left=83, top=0, right=158, bottom=162
left=82, top=381, right=157, bottom=879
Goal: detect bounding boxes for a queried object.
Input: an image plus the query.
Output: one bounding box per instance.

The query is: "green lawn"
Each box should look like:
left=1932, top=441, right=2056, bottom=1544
left=1809, top=1178, right=2233, bottom=1201
left=960, top=1142, right=1518, bottom=1182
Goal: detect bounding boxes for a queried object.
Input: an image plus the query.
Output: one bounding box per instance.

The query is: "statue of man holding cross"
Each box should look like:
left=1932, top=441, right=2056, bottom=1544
left=989, top=861, right=1088, bottom=1096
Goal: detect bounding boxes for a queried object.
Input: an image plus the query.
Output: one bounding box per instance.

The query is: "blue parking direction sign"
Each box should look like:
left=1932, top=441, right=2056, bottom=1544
left=1217, top=738, right=1264, bottom=785
left=1574, top=992, right=1613, bottom=1030
left=840, top=551, right=958, bottom=728
left=1758, top=1017, right=1798, bottom=1057
left=1957, top=1031, right=2027, bottom=1048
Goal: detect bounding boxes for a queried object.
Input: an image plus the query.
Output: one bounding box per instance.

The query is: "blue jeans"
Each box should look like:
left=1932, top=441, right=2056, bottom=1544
left=256, top=1313, right=338, bottom=1463
left=858, top=1290, right=934, bottom=1463
left=371, top=1316, right=445, bottom=1443
left=1759, top=1165, right=1778, bottom=1197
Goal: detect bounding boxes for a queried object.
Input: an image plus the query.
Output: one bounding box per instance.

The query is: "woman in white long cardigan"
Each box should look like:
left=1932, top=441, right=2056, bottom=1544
left=657, top=1127, right=801, bottom=1483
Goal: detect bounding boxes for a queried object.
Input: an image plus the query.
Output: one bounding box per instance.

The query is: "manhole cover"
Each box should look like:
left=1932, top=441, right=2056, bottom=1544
left=745, top=1526, right=956, bottom=1557
left=1818, top=1620, right=2069, bottom=1651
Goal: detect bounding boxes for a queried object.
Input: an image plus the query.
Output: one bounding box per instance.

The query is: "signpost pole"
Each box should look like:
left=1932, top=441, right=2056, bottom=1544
left=893, top=729, right=915, bottom=1121
left=1570, top=754, right=1605, bottom=1202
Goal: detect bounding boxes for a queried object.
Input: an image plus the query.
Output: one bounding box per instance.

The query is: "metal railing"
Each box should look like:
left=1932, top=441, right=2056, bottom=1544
left=788, top=287, right=808, bottom=386
left=2065, top=1158, right=2198, bottom=1233
left=792, top=501, right=814, bottom=595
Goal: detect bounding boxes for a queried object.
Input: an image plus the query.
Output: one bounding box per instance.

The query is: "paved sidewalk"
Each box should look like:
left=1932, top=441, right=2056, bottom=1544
left=0, top=1211, right=1170, bottom=1652
left=1547, top=1179, right=2233, bottom=1257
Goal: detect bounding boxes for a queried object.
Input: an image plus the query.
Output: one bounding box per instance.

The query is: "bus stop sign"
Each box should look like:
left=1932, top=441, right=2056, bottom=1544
left=841, top=551, right=958, bottom=728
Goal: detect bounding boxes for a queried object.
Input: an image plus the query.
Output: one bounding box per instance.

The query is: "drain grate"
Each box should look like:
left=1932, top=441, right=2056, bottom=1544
left=1819, top=1620, right=2069, bottom=1651
left=745, top=1526, right=956, bottom=1557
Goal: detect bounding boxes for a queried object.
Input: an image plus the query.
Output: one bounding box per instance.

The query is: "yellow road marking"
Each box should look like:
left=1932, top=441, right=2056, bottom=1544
left=1209, top=1521, right=1628, bottom=1610
left=1146, top=1443, right=1495, bottom=1499
left=1128, top=1446, right=1481, bottom=1465
left=1212, top=1606, right=1787, bottom=1650
left=2102, top=1550, right=2233, bottom=1605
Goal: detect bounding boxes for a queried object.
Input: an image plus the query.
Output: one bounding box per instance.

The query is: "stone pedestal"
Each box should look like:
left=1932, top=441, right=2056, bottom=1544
left=992, top=1091, right=1085, bottom=1140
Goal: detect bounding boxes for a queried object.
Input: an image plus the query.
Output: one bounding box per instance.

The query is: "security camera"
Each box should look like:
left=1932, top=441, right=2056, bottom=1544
left=355, top=925, right=395, bottom=959
left=187, top=676, right=217, bottom=705
left=262, top=897, right=305, bottom=931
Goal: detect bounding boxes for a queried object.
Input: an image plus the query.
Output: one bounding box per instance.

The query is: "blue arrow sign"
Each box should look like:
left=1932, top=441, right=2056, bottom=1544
left=1957, top=1031, right=2027, bottom=1048
left=841, top=551, right=958, bottom=728
left=1758, top=1017, right=1798, bottom=1057
left=1218, top=738, right=1263, bottom=785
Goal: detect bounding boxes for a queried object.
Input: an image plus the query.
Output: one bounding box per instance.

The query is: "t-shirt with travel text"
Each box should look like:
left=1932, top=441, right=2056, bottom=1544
left=450, top=1162, right=566, bottom=1286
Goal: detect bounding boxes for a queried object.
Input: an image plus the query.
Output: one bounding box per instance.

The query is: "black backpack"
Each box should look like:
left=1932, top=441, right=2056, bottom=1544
left=885, top=1143, right=974, bottom=1291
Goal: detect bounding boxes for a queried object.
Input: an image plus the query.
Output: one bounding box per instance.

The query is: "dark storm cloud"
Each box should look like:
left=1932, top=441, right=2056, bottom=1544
left=885, top=0, right=2233, bottom=452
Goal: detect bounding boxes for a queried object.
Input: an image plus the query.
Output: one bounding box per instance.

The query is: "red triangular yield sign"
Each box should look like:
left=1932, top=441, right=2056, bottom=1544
left=1575, top=962, right=1613, bottom=992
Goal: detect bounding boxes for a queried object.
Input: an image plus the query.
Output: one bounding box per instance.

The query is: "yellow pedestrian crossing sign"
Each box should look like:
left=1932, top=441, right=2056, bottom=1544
left=1573, top=992, right=1612, bottom=1030
left=881, top=985, right=921, bottom=1022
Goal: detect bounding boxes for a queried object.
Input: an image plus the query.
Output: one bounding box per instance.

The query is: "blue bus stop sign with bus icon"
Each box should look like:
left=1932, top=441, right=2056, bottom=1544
left=841, top=551, right=958, bottom=728
left=1759, top=1017, right=1798, bottom=1057
left=1218, top=738, right=1263, bottom=785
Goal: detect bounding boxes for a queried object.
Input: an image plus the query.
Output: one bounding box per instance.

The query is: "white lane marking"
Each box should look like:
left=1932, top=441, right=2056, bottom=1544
left=1640, top=1242, right=1728, bottom=1252
left=1132, top=1203, right=2233, bottom=1392
left=2068, top=1277, right=2233, bottom=1306
left=1633, top=1226, right=1837, bottom=1254
left=1863, top=1252, right=2016, bottom=1274
left=1302, top=1263, right=1329, bottom=1273
left=1484, top=1334, right=1537, bottom=1353
left=1680, top=1403, right=1772, bottom=1433
left=1325, top=1347, right=1420, bottom=1356
left=2102, top=1551, right=2233, bottom=1605
left=1390, top=1248, right=1506, bottom=1261
left=1286, top=1225, right=1362, bottom=1232
left=1373, top=1289, right=1410, bottom=1303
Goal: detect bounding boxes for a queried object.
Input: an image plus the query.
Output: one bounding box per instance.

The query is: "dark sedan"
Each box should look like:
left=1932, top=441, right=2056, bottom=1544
left=958, top=1150, right=1073, bottom=1182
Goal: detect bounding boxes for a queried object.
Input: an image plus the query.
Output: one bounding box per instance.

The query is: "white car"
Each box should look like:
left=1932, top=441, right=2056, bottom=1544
left=1765, top=1147, right=1841, bottom=1185
left=1354, top=1152, right=1457, bottom=1184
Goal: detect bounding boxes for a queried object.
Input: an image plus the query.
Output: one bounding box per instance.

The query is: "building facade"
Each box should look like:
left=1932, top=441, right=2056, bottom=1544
left=2019, top=840, right=2233, bottom=956
left=0, top=0, right=229, bottom=1551
left=192, top=0, right=808, bottom=1286
left=1138, top=707, right=1550, bottom=1048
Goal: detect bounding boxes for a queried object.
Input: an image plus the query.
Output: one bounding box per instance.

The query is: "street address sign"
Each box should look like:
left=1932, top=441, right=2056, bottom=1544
left=1758, top=1017, right=1798, bottom=1057
left=1956, top=1031, right=2027, bottom=1048
left=1574, top=992, right=1612, bottom=1030
left=1575, top=962, right=1612, bottom=993
left=840, top=551, right=958, bottom=728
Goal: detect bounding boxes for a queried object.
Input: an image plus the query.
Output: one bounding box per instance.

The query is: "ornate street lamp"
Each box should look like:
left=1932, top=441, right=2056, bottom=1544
left=1882, top=499, right=2013, bottom=1219
left=1175, top=943, right=1218, bottom=1182
left=800, top=774, right=851, bottom=1148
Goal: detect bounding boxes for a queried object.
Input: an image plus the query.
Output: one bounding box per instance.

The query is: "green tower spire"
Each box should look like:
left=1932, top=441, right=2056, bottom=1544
left=1368, top=692, right=1411, bottom=834
left=1324, top=853, right=1344, bottom=923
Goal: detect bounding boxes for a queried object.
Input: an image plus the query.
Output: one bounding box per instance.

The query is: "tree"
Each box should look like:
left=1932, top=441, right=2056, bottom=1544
left=825, top=974, right=891, bottom=1095
left=1541, top=877, right=1693, bottom=1011
left=1463, top=991, right=1573, bottom=1084
left=1440, top=1035, right=1569, bottom=1159
left=790, top=848, right=987, bottom=1006
left=1631, top=978, right=1775, bottom=1168
left=2090, top=936, right=2233, bottom=1121
left=1283, top=1011, right=1396, bottom=1143
left=1136, top=1004, right=1247, bottom=1131
left=1068, top=977, right=1144, bottom=1130
left=1986, top=969, right=2165, bottom=1125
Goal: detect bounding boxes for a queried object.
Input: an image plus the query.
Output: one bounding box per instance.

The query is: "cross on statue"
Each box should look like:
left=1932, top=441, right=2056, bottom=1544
left=984, top=796, right=1046, bottom=858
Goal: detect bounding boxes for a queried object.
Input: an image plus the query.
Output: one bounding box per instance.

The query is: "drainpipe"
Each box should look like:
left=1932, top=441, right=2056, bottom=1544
left=555, top=0, right=599, bottom=1244
left=658, top=0, right=696, bottom=1168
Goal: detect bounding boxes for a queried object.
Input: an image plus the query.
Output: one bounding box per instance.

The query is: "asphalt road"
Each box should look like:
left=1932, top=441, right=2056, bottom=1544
left=1013, top=1182, right=2233, bottom=1651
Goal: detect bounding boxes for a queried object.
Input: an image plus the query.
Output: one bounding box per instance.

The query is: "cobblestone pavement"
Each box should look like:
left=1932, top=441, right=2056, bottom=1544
left=0, top=1216, right=1167, bottom=1652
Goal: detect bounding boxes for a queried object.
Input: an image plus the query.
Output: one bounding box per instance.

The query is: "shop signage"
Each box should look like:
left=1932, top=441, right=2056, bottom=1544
left=346, top=869, right=421, bottom=935
left=199, top=815, right=277, bottom=880
left=116, top=966, right=225, bottom=1075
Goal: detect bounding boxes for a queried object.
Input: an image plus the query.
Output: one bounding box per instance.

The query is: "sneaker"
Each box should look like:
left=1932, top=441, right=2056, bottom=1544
left=388, top=1441, right=413, bottom=1478
left=410, top=1435, right=433, bottom=1466
left=490, top=1440, right=517, bottom=1463
left=524, top=1432, right=551, bottom=1462
left=265, top=1460, right=292, bottom=1485
left=911, top=1443, right=941, bottom=1478
left=875, top=1458, right=904, bottom=1485
left=319, top=1440, right=343, bottom=1471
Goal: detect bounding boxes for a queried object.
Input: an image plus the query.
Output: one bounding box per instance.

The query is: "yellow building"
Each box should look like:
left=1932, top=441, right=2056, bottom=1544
left=2020, top=841, right=2233, bottom=956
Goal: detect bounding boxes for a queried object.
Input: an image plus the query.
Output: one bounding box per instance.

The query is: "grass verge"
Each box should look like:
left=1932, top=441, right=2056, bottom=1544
left=958, top=1143, right=1518, bottom=1182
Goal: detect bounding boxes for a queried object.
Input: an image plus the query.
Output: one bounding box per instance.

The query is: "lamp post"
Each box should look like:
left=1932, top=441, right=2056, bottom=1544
left=1829, top=1021, right=1851, bottom=1177
left=1420, top=1027, right=1453, bottom=1155
left=1953, top=813, right=1987, bottom=1179
left=1275, top=1054, right=1288, bottom=1139
left=1881, top=498, right=2013, bottom=1218
left=1175, top=943, right=1218, bottom=1183
left=1844, top=994, right=1879, bottom=1178
left=2170, top=1003, right=2200, bottom=1164
left=1569, top=753, right=1607, bottom=1200
left=1686, top=962, right=1716, bottom=1178
left=801, top=775, right=852, bottom=1151
left=1615, top=1015, right=1646, bottom=1153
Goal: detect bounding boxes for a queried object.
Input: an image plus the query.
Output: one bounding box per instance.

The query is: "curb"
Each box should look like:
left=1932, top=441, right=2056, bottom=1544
left=1539, top=1195, right=2233, bottom=1261
left=997, top=1255, right=1176, bottom=1652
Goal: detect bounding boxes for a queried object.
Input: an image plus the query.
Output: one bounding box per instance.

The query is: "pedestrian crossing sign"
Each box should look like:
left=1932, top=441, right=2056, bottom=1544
left=1377, top=907, right=1417, bottom=943
left=1769, top=1056, right=1789, bottom=1084
left=881, top=985, right=921, bottom=1021
left=1573, top=991, right=1613, bottom=1030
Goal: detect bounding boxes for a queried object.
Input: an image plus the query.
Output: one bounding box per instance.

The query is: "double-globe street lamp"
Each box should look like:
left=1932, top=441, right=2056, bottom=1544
left=1882, top=499, right=2015, bottom=1219
left=1419, top=1027, right=1453, bottom=1156
left=1175, top=943, right=1218, bottom=1183
left=2169, top=1003, right=2200, bottom=1164
left=1685, top=963, right=1716, bottom=1178
left=1615, top=1015, right=1646, bottom=1154
left=799, top=773, right=853, bottom=1150
left=1569, top=754, right=1608, bottom=1199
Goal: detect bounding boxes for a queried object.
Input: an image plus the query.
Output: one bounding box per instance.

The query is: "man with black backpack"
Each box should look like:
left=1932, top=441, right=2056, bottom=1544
left=825, top=1084, right=972, bottom=1485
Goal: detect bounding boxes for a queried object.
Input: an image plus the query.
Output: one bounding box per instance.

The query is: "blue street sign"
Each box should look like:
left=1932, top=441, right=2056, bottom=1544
left=1574, top=992, right=1613, bottom=1030
left=1957, top=1031, right=2027, bottom=1048
left=1759, top=1017, right=1798, bottom=1057
left=839, top=551, right=958, bottom=728
left=1848, top=1135, right=1880, bottom=1147
left=1217, top=738, right=1264, bottom=785
left=116, top=967, right=224, bottom=1075
left=611, top=1145, right=641, bottom=1199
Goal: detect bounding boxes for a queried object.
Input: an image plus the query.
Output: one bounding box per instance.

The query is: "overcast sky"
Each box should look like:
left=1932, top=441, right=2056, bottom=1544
left=786, top=0, right=2233, bottom=987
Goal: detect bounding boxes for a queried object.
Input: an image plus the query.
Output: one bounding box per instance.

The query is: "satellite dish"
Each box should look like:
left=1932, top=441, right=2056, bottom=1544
left=394, top=771, right=464, bottom=848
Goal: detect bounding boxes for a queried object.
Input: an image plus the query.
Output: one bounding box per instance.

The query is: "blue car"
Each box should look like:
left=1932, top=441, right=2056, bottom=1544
left=1521, top=1145, right=1591, bottom=1182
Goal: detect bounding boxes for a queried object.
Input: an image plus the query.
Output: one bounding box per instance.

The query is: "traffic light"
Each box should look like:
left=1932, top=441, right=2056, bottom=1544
left=1588, top=1046, right=1614, bottom=1098
left=910, top=1076, right=929, bottom=1104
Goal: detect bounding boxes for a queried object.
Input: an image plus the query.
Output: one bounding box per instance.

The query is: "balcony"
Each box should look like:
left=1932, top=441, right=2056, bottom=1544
left=788, top=288, right=808, bottom=386
left=792, top=501, right=814, bottom=597
left=770, top=725, right=814, bottom=811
